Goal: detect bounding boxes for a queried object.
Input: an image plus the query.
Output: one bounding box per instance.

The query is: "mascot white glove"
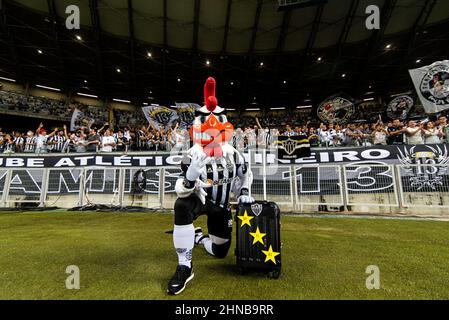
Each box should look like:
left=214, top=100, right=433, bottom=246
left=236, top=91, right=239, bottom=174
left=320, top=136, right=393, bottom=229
left=237, top=189, right=255, bottom=204
left=186, top=152, right=210, bottom=182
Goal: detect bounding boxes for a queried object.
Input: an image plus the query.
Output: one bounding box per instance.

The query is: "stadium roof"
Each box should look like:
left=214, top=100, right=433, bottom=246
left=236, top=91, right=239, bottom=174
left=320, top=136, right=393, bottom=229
left=1, top=0, right=449, bottom=108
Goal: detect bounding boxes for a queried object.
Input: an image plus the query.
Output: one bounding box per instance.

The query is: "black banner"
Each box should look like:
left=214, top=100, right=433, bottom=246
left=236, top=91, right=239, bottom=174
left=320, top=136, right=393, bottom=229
left=2, top=300, right=435, bottom=319
left=1, top=144, right=448, bottom=197
left=0, top=144, right=448, bottom=168
left=275, top=135, right=311, bottom=160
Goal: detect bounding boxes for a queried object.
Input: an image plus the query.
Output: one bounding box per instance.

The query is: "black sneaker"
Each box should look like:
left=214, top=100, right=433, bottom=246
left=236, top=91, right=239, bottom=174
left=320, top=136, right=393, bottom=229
left=167, top=265, right=194, bottom=295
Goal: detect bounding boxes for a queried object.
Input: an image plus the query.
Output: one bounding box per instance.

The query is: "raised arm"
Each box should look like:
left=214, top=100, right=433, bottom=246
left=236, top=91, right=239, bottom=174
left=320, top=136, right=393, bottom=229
left=36, top=122, right=44, bottom=135
left=63, top=124, right=69, bottom=139
left=47, top=128, right=58, bottom=138
left=98, top=122, right=109, bottom=134
left=255, top=117, right=263, bottom=130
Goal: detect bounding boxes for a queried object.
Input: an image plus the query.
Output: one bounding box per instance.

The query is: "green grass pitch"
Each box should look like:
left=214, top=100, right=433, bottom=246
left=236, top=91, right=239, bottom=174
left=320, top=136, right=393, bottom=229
left=1, top=211, right=448, bottom=300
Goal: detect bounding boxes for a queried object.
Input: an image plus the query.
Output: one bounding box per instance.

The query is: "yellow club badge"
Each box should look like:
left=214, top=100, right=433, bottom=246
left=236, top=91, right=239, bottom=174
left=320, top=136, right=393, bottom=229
left=249, top=227, right=266, bottom=245
left=262, top=245, right=280, bottom=265
left=237, top=210, right=254, bottom=228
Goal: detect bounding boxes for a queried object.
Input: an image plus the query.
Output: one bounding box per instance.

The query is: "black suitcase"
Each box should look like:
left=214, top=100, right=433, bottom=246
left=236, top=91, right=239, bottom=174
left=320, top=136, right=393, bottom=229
left=235, top=201, right=281, bottom=279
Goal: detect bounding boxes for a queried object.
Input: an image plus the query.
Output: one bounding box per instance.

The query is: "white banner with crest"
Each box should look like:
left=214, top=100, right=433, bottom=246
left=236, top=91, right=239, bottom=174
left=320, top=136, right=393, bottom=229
left=409, top=60, right=449, bottom=114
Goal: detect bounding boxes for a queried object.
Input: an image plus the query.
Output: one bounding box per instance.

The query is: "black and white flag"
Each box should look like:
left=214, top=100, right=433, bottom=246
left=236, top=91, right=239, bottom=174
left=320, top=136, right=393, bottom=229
left=142, top=105, right=179, bottom=130
left=70, top=108, right=94, bottom=131
left=386, top=95, right=414, bottom=120
left=174, top=103, right=200, bottom=129
left=409, top=60, right=449, bottom=114
left=316, top=94, right=355, bottom=124
left=275, top=135, right=311, bottom=160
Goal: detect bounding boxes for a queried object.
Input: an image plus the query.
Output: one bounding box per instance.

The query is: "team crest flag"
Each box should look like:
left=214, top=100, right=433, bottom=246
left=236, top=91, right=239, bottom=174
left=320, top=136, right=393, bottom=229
left=141, top=105, right=179, bottom=130
left=276, top=135, right=311, bottom=160
left=409, top=60, right=449, bottom=114
left=175, top=103, right=200, bottom=129
left=316, top=94, right=355, bottom=124
left=386, top=95, right=414, bottom=120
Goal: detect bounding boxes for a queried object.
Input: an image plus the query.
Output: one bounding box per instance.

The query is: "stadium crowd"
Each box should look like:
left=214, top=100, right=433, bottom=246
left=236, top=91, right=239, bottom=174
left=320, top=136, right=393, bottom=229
left=0, top=89, right=141, bottom=126
left=1, top=89, right=449, bottom=154
left=1, top=116, right=449, bottom=154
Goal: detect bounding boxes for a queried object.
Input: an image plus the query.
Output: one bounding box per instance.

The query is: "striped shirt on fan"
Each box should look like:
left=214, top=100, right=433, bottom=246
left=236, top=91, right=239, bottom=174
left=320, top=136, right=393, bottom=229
left=232, top=132, right=245, bottom=150
left=50, top=135, right=67, bottom=152
left=137, top=130, right=146, bottom=149
left=24, top=136, right=37, bottom=152
left=13, top=137, right=24, bottom=152
left=2, top=141, right=15, bottom=152
left=259, top=130, right=273, bottom=148
left=265, top=131, right=273, bottom=147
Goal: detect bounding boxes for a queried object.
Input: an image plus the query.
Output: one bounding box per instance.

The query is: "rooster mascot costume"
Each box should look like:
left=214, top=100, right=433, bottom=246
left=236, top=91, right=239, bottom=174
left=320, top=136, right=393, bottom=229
left=167, top=77, right=254, bottom=295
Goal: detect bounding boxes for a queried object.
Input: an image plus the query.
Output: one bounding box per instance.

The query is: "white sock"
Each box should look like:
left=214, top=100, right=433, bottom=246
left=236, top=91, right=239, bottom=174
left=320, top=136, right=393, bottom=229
left=173, top=224, right=194, bottom=268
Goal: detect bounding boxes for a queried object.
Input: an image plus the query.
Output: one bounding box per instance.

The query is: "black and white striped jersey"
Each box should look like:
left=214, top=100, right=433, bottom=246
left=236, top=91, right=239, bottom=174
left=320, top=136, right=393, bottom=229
left=24, top=136, right=37, bottom=152
left=202, top=157, right=237, bottom=208
left=257, top=131, right=273, bottom=148
left=176, top=144, right=252, bottom=208
left=50, top=135, right=67, bottom=152
left=137, top=130, right=146, bottom=149
left=2, top=141, right=15, bottom=152
left=232, top=132, right=245, bottom=150
left=13, top=137, right=24, bottom=151
left=265, top=131, right=272, bottom=147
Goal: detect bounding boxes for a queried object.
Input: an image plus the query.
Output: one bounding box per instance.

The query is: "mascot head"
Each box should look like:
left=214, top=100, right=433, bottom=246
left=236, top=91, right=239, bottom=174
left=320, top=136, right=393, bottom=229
left=190, top=77, right=234, bottom=157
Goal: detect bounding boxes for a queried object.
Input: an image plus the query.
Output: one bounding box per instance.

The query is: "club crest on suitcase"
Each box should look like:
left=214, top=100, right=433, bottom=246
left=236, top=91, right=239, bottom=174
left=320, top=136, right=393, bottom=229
left=251, top=203, right=263, bottom=216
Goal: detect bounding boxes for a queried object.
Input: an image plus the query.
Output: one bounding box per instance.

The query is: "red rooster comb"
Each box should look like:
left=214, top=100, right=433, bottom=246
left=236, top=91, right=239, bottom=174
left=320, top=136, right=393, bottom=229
left=204, top=77, right=217, bottom=112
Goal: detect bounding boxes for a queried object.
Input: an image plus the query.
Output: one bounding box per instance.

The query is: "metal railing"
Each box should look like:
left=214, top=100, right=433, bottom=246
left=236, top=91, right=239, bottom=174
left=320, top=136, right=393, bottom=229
left=397, top=164, right=449, bottom=209
left=343, top=164, right=399, bottom=208
left=1, top=163, right=448, bottom=217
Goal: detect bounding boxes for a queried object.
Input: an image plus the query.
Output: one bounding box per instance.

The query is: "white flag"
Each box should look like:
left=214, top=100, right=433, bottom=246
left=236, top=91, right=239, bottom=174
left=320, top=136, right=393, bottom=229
left=141, top=105, right=178, bottom=131
left=175, top=103, right=200, bottom=129
left=70, top=108, right=94, bottom=131
left=409, top=60, right=449, bottom=114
